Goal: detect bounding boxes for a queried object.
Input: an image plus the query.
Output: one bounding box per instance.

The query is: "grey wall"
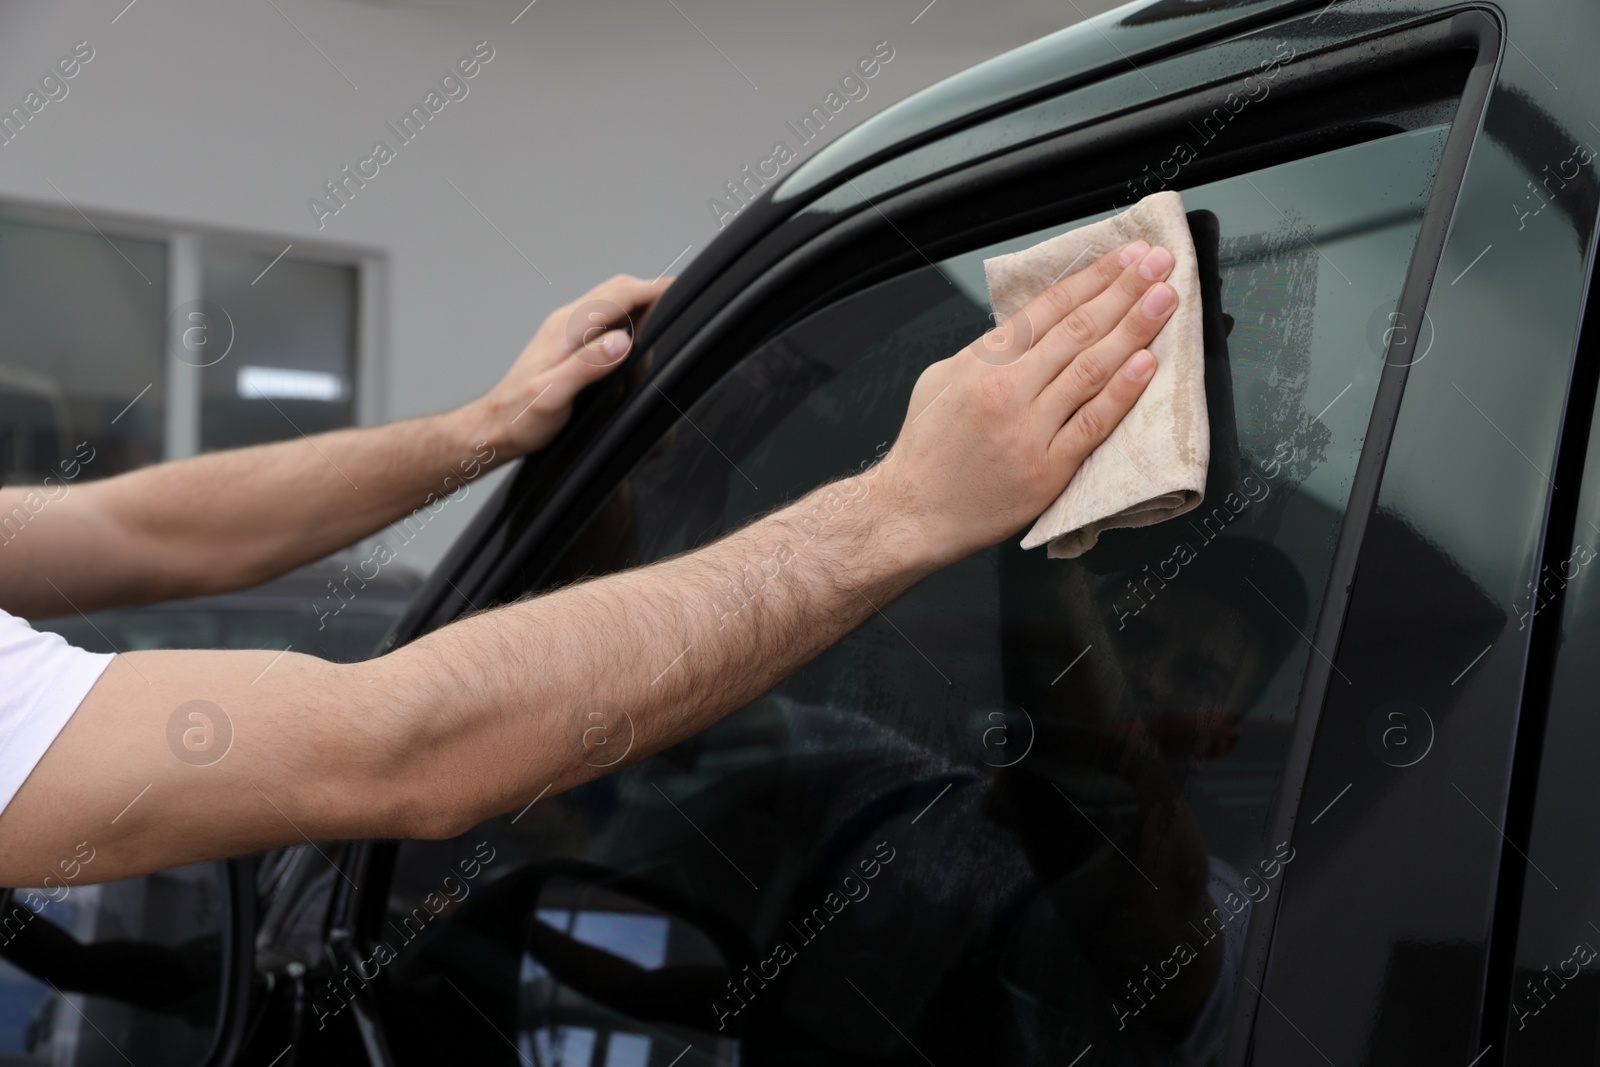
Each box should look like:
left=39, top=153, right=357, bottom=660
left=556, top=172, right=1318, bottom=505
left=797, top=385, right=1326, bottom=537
left=0, top=0, right=1121, bottom=568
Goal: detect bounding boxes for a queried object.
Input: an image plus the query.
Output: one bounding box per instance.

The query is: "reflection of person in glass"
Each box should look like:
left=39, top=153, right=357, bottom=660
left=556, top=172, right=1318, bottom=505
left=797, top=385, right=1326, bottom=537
left=491, top=531, right=1312, bottom=1065
left=335, top=490, right=1313, bottom=1064
left=992, top=535, right=1308, bottom=1064
left=0, top=898, right=221, bottom=1049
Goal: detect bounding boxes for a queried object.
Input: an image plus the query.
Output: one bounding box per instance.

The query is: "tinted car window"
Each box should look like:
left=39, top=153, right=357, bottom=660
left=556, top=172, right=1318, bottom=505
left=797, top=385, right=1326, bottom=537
left=33, top=557, right=423, bottom=663
left=37, top=604, right=400, bottom=663
left=0, top=863, right=226, bottom=1066
left=372, top=124, right=1450, bottom=1066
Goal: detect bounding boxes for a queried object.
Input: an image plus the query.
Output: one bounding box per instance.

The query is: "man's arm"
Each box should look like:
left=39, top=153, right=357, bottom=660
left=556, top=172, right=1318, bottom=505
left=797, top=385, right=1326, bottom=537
left=0, top=241, right=1179, bottom=886
left=0, top=275, right=669, bottom=619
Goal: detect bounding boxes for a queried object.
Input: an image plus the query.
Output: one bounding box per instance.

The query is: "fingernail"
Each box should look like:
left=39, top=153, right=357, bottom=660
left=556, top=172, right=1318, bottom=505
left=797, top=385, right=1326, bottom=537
left=1124, top=350, right=1156, bottom=381
left=1118, top=240, right=1150, bottom=266
left=602, top=330, right=631, bottom=359
left=1142, top=283, right=1174, bottom=317
left=1139, top=247, right=1174, bottom=279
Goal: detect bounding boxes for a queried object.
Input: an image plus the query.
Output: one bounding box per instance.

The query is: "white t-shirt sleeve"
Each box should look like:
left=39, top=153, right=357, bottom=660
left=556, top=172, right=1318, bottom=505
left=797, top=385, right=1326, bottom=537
left=0, top=607, right=115, bottom=816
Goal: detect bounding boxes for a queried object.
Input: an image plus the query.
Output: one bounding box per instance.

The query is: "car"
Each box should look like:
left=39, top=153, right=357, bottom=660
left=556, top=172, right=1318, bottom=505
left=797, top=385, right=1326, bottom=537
left=29, top=555, right=424, bottom=665
left=4, top=0, right=1597, bottom=1062
left=0, top=559, right=419, bottom=1067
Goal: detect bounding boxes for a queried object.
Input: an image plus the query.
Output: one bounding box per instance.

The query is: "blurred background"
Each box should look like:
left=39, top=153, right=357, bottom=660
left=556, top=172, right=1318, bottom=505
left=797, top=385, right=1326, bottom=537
left=0, top=0, right=1121, bottom=659
left=0, top=6, right=1106, bottom=1052
left=0, top=0, right=1120, bottom=560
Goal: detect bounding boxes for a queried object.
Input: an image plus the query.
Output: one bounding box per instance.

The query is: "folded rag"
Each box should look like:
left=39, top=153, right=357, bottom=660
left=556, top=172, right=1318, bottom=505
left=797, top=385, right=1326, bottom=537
left=984, top=190, right=1207, bottom=559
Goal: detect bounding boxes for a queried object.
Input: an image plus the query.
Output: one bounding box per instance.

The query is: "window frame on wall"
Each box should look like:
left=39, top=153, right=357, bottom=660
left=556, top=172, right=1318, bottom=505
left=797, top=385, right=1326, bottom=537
left=0, top=196, right=385, bottom=474
left=0, top=213, right=167, bottom=482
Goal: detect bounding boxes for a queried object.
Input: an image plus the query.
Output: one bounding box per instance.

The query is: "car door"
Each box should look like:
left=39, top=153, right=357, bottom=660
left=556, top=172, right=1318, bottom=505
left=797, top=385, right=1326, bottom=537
left=1484, top=141, right=1600, bottom=1066
left=1485, top=268, right=1600, bottom=1064
left=310, top=4, right=1600, bottom=1065
left=0, top=859, right=253, bottom=1067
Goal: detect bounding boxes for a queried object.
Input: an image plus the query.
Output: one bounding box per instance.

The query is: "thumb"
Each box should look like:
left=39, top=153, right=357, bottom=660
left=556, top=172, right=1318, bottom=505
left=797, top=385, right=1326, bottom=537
left=573, top=328, right=633, bottom=372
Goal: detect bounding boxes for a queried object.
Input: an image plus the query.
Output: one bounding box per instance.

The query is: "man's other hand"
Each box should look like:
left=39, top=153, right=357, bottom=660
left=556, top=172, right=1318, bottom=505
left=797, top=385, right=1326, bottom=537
left=0, top=247, right=1175, bottom=888
left=475, top=274, right=672, bottom=455
left=875, top=241, right=1177, bottom=569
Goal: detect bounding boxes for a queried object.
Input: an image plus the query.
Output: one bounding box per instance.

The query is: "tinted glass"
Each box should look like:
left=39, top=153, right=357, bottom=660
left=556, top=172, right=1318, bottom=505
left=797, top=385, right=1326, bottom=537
left=32, top=558, right=422, bottom=663
left=0, top=863, right=226, bottom=1066
left=374, top=125, right=1448, bottom=1065
left=36, top=604, right=400, bottom=663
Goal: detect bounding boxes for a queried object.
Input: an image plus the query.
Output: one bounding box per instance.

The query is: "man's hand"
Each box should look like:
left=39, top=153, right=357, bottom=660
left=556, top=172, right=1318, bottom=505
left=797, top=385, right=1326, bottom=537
left=0, top=242, right=1178, bottom=885
left=0, top=275, right=671, bottom=618
left=876, top=240, right=1176, bottom=568
left=471, top=274, right=672, bottom=456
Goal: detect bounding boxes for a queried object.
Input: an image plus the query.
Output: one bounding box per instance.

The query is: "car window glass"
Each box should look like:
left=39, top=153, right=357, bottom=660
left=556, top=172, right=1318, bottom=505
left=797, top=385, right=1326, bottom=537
left=372, top=123, right=1450, bottom=1066
left=32, top=556, right=423, bottom=663
left=0, top=863, right=226, bottom=1066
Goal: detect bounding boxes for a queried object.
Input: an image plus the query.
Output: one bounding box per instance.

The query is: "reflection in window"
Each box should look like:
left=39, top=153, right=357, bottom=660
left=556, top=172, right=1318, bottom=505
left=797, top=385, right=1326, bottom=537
left=535, top=910, right=672, bottom=971
left=0, top=864, right=226, bottom=1065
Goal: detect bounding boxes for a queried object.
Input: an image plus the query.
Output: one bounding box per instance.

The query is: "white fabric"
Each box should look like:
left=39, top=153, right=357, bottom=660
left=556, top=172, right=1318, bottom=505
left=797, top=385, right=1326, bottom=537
left=0, top=606, right=114, bottom=816
left=985, top=190, right=1208, bottom=558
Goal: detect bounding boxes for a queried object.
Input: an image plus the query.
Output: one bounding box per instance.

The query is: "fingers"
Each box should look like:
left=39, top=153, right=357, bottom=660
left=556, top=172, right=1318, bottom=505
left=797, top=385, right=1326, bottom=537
left=1036, top=264, right=1179, bottom=422
left=559, top=274, right=672, bottom=361
left=973, top=245, right=1126, bottom=364
left=499, top=275, right=675, bottom=446
left=1012, top=243, right=1138, bottom=342
left=561, top=274, right=673, bottom=330
left=563, top=328, right=634, bottom=378
left=580, top=273, right=675, bottom=309
left=516, top=326, right=632, bottom=428
left=1024, top=245, right=1174, bottom=392
left=1049, top=349, right=1157, bottom=472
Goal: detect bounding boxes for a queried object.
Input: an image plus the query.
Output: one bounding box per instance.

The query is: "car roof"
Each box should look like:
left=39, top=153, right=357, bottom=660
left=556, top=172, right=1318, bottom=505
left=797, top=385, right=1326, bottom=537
left=640, top=0, right=1463, bottom=352
left=775, top=0, right=1306, bottom=206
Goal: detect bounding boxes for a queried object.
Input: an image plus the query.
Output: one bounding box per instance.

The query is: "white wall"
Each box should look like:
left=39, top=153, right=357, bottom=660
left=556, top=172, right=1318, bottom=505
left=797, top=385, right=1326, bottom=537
left=0, top=0, right=1120, bottom=568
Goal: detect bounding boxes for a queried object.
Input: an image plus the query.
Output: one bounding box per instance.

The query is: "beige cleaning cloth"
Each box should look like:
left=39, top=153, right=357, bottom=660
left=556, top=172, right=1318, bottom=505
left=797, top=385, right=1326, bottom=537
left=985, top=190, right=1207, bottom=559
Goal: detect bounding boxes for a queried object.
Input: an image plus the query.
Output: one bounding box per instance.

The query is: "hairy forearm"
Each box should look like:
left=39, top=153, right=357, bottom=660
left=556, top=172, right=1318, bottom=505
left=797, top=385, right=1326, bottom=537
left=107, top=405, right=505, bottom=591
left=1, top=245, right=1173, bottom=885
left=1, top=466, right=933, bottom=885
left=0, top=402, right=506, bottom=617
left=1, top=273, right=673, bottom=618
left=365, top=465, right=932, bottom=837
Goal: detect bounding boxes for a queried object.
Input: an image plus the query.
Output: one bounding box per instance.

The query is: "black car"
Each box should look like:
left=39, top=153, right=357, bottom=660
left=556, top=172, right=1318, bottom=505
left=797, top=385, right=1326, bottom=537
left=30, top=556, right=423, bottom=665
left=6, top=0, right=1600, bottom=1063
left=0, top=561, right=418, bottom=1066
